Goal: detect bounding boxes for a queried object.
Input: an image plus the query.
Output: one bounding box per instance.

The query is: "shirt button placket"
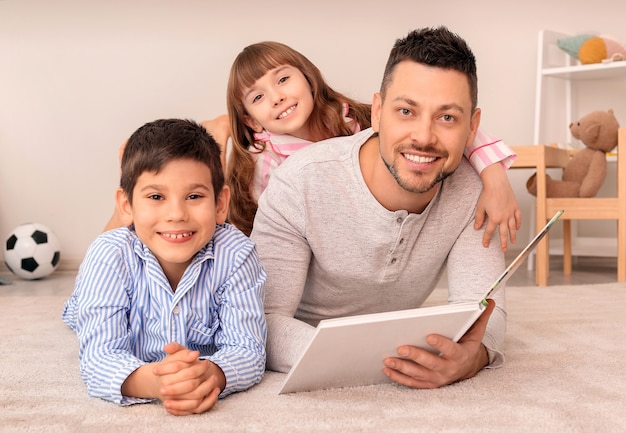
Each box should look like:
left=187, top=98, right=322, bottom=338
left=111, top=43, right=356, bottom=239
left=170, top=304, right=182, bottom=342
left=390, top=215, right=405, bottom=266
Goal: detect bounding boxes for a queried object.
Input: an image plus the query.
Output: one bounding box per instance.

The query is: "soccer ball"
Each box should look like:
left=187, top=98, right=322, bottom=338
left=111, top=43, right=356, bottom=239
left=3, top=223, right=61, bottom=280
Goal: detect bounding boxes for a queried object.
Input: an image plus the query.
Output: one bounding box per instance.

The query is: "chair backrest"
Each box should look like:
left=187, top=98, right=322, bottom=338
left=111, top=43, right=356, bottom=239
left=545, top=128, right=625, bottom=220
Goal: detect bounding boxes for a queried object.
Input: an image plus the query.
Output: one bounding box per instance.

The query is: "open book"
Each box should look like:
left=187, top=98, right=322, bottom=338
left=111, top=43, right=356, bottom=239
left=279, top=210, right=564, bottom=394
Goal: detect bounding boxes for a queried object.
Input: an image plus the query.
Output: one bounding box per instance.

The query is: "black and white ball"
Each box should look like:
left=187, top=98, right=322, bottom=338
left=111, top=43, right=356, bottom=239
left=3, top=223, right=61, bottom=280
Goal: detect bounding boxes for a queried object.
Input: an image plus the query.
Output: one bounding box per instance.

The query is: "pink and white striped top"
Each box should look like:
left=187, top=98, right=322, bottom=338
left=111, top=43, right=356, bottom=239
left=465, top=130, right=517, bottom=172
left=249, top=132, right=313, bottom=200
left=249, top=103, right=360, bottom=200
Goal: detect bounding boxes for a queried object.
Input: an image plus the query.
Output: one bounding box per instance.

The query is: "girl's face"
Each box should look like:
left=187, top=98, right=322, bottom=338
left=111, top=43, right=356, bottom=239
left=242, top=65, right=315, bottom=140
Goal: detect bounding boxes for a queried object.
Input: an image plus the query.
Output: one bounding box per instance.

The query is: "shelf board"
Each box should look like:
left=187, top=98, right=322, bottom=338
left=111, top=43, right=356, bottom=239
left=542, top=60, right=626, bottom=80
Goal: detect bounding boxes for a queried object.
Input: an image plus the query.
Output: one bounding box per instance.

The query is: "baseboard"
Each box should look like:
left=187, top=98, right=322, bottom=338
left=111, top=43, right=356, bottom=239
left=0, top=257, right=81, bottom=274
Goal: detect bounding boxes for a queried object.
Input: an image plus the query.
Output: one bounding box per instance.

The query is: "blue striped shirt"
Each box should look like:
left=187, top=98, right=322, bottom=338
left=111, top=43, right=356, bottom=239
left=62, top=223, right=267, bottom=406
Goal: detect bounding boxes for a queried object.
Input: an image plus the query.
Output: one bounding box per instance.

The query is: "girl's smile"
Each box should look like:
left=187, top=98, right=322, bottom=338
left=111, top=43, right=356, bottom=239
left=277, top=104, right=297, bottom=120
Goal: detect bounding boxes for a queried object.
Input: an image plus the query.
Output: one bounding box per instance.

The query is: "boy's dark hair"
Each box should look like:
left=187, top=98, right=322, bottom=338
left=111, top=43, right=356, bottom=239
left=120, top=119, right=224, bottom=204
left=380, top=26, right=478, bottom=110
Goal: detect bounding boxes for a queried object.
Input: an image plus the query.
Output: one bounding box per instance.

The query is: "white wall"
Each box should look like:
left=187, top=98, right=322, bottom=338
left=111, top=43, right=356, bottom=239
left=2, top=0, right=626, bottom=270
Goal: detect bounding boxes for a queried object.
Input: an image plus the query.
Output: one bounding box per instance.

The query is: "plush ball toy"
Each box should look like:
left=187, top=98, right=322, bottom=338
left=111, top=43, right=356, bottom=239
left=557, top=34, right=626, bottom=64
left=526, top=109, right=620, bottom=198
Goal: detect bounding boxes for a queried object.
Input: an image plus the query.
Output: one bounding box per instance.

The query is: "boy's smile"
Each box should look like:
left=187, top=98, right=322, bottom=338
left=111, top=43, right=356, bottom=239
left=159, top=230, right=195, bottom=241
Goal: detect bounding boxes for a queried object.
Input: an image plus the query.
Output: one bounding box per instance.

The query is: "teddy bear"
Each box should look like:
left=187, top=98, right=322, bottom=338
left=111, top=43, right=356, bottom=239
left=526, top=109, right=619, bottom=198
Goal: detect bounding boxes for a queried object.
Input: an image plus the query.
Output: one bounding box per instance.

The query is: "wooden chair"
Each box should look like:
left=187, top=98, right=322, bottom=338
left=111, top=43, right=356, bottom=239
left=533, top=128, right=626, bottom=286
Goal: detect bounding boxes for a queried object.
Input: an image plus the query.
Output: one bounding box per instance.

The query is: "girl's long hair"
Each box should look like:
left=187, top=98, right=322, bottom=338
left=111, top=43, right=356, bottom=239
left=226, top=41, right=371, bottom=235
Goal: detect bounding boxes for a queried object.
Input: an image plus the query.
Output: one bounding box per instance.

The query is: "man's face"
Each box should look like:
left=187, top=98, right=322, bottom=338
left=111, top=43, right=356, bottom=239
left=371, top=61, right=480, bottom=194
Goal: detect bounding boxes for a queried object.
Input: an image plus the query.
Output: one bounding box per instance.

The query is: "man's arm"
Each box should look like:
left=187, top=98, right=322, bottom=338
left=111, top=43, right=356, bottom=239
left=250, top=172, right=315, bottom=373
left=446, top=218, right=507, bottom=368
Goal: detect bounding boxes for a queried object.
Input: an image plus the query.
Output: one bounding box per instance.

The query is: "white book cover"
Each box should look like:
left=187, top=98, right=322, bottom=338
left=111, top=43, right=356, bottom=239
left=279, top=210, right=564, bottom=394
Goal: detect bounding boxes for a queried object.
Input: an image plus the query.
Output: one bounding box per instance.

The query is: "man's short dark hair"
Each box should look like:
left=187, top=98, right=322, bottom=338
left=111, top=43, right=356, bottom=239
left=380, top=26, right=478, bottom=110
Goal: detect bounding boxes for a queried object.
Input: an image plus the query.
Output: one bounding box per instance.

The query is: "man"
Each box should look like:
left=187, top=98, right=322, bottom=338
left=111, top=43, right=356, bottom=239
left=251, top=26, right=506, bottom=389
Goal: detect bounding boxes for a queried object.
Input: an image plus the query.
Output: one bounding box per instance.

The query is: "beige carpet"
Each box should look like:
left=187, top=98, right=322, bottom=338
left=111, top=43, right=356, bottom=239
left=1, top=271, right=625, bottom=432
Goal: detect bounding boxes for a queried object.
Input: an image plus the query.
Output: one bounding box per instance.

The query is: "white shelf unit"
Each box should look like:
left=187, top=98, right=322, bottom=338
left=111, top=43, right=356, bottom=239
left=529, top=30, right=626, bottom=268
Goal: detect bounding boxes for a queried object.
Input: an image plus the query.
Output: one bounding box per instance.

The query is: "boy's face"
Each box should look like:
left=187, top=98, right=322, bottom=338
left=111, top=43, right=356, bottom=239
left=118, top=158, right=229, bottom=279
left=371, top=60, right=480, bottom=194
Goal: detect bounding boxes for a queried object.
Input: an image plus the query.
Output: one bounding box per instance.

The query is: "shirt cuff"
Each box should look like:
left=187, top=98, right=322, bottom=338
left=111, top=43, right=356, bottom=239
left=465, top=137, right=518, bottom=173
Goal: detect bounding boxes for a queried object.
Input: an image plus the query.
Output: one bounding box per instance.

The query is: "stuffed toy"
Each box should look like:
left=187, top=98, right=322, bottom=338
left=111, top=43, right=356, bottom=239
left=557, top=34, right=626, bottom=64
left=526, top=109, right=620, bottom=198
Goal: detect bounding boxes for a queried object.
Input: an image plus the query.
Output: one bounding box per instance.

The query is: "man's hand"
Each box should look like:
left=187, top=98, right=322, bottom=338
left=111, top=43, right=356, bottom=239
left=382, top=299, right=495, bottom=388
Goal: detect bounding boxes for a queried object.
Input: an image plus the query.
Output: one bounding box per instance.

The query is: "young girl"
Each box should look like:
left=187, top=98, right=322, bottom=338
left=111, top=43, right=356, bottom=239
left=221, top=41, right=520, bottom=250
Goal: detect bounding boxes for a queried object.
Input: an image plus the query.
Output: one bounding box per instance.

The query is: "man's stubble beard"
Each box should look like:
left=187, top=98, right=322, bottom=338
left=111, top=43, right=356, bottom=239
left=381, top=150, right=454, bottom=194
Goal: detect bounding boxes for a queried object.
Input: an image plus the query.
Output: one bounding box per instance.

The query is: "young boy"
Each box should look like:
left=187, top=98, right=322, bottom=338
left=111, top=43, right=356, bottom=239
left=63, top=119, right=266, bottom=416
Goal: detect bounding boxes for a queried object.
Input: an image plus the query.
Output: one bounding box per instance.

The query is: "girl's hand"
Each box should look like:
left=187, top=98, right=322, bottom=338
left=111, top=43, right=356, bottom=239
left=201, top=114, right=230, bottom=168
left=475, top=163, right=521, bottom=252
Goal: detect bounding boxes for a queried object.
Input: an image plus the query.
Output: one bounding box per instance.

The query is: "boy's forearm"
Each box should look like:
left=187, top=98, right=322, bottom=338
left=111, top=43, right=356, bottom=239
left=206, top=360, right=227, bottom=394
left=121, top=363, right=161, bottom=400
